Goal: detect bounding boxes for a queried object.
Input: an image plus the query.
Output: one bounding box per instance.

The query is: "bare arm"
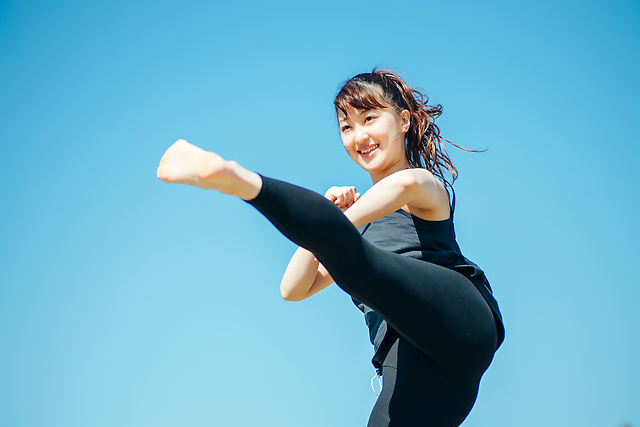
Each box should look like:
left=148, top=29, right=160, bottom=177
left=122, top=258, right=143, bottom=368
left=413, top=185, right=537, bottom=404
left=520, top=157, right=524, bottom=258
left=280, top=247, right=334, bottom=301
left=279, top=168, right=449, bottom=301
left=343, top=168, right=449, bottom=228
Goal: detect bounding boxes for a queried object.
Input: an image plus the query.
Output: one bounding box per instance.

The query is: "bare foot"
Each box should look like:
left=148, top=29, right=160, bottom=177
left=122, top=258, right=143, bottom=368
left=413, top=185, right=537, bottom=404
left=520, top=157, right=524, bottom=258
left=157, top=139, right=262, bottom=200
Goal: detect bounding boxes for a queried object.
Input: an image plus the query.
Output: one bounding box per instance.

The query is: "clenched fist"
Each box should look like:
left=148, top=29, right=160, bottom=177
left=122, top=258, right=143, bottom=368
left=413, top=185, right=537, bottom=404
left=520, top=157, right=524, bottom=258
left=324, top=186, right=360, bottom=212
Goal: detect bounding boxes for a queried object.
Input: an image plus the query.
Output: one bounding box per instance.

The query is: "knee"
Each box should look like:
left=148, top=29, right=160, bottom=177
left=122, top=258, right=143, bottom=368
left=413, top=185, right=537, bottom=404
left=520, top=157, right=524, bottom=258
left=459, top=320, right=498, bottom=378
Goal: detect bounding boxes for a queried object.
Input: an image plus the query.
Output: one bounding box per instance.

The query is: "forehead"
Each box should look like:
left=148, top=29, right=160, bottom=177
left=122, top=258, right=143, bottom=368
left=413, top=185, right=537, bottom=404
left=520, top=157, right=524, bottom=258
left=335, top=82, right=390, bottom=121
left=337, top=107, right=361, bottom=121
left=338, top=107, right=382, bottom=122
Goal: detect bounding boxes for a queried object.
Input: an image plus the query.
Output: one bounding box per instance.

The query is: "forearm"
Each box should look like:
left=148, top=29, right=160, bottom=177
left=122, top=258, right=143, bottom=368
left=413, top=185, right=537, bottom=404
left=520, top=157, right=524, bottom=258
left=344, top=169, right=432, bottom=227
left=280, top=247, right=333, bottom=301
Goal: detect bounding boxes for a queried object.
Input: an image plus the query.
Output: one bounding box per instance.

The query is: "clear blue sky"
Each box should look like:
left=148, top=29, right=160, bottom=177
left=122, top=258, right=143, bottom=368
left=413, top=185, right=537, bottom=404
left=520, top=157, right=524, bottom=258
left=1, top=1, right=639, bottom=426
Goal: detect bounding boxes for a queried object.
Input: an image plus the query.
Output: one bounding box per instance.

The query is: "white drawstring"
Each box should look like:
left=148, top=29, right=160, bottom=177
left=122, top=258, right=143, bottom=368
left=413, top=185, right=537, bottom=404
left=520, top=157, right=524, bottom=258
left=370, top=372, right=382, bottom=396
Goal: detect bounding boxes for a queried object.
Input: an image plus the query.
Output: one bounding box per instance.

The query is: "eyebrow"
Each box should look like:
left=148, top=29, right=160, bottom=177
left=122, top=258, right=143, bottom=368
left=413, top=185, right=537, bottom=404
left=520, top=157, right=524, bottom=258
left=338, top=109, right=371, bottom=122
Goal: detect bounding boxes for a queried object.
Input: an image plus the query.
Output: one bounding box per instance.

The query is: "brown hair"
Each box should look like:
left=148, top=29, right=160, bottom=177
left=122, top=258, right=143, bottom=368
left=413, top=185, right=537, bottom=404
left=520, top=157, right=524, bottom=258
left=334, top=70, right=473, bottom=185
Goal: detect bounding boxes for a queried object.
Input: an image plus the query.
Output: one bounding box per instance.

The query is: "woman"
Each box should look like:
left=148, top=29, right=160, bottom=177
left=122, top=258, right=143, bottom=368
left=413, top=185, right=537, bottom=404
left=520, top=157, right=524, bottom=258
left=157, top=70, right=504, bottom=426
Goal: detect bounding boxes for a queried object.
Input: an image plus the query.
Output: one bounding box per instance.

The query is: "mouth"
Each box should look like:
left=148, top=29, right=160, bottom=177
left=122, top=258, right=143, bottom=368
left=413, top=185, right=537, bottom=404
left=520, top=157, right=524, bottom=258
left=358, top=144, right=379, bottom=156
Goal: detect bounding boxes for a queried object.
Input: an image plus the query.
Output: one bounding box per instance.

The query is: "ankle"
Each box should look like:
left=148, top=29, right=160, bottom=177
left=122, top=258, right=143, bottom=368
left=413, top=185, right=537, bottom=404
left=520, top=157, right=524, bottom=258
left=229, top=162, right=263, bottom=201
left=195, top=152, right=227, bottom=183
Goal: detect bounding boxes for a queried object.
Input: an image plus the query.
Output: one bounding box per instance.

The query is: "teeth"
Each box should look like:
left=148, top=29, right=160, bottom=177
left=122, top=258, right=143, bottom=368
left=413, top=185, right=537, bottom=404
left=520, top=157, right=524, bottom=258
left=360, top=145, right=378, bottom=154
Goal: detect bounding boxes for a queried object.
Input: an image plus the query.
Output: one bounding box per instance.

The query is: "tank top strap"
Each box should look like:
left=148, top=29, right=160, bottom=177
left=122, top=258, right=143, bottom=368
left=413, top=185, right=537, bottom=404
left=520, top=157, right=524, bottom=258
left=446, top=184, right=456, bottom=217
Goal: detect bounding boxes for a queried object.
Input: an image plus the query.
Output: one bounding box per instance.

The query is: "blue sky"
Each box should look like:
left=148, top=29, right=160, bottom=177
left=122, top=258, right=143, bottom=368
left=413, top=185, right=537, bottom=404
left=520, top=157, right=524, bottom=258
left=1, top=1, right=639, bottom=426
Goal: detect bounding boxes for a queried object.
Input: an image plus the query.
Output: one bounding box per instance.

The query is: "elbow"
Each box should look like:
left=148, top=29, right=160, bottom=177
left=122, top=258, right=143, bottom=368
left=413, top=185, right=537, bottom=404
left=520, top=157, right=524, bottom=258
left=282, top=293, right=303, bottom=302
left=281, top=290, right=295, bottom=301
left=280, top=285, right=304, bottom=302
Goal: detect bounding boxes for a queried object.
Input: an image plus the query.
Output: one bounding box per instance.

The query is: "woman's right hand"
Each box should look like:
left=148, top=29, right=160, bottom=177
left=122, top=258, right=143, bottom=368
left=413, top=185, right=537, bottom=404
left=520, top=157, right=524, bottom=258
left=324, top=186, right=360, bottom=211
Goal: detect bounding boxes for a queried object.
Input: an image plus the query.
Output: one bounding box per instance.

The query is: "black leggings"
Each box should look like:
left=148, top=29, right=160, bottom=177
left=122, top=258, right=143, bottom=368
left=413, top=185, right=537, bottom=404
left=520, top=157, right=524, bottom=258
left=248, top=177, right=498, bottom=427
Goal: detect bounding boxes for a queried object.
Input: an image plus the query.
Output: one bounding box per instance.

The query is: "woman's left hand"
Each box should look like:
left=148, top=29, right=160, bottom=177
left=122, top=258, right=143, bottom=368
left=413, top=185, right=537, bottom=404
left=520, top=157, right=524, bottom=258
left=324, top=186, right=360, bottom=211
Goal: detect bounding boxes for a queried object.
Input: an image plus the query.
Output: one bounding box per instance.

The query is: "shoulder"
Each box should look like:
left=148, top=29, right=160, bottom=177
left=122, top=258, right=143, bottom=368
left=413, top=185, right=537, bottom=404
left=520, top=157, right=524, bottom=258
left=388, top=168, right=441, bottom=189
left=398, top=168, right=451, bottom=221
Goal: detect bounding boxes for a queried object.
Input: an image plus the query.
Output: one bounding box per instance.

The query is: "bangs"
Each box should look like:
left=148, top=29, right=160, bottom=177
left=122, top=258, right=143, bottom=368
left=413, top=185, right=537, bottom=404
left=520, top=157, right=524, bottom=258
left=334, top=81, right=390, bottom=118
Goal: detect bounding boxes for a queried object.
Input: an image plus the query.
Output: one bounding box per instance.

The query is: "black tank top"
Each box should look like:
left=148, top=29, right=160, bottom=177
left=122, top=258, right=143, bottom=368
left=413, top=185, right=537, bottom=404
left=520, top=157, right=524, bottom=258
left=354, top=205, right=504, bottom=368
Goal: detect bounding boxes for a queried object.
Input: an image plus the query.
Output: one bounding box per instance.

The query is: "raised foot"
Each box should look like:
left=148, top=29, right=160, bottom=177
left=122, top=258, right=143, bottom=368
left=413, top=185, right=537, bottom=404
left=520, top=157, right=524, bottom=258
left=157, top=139, right=262, bottom=200
left=157, top=139, right=226, bottom=188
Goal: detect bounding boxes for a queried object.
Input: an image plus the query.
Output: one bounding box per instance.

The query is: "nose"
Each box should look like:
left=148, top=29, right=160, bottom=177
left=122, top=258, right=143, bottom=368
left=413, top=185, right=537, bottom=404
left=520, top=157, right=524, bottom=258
left=354, top=126, right=369, bottom=145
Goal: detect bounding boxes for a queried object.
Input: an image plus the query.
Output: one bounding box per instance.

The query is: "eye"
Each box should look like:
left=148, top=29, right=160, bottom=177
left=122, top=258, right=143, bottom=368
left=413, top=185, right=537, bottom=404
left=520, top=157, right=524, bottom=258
left=364, top=115, right=376, bottom=122
left=341, top=125, right=351, bottom=132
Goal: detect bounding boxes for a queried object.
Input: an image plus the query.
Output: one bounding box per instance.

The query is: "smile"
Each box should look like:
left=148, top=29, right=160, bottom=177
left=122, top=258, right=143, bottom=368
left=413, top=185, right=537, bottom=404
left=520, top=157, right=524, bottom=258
left=358, top=144, right=379, bottom=155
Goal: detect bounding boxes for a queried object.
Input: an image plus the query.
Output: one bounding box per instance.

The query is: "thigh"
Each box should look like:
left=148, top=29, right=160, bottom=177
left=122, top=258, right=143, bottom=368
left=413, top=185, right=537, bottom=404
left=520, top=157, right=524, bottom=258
left=321, top=241, right=497, bottom=375
left=368, top=337, right=482, bottom=427
left=247, top=177, right=496, bottom=373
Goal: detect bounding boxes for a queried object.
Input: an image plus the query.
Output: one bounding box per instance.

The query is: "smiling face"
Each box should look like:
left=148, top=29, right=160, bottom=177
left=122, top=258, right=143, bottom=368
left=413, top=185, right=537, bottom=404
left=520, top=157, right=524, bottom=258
left=337, top=106, right=411, bottom=183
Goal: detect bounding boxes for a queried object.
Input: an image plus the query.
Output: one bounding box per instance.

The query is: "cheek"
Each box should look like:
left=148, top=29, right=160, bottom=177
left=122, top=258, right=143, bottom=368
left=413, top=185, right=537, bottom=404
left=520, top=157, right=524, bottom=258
left=341, top=135, right=353, bottom=151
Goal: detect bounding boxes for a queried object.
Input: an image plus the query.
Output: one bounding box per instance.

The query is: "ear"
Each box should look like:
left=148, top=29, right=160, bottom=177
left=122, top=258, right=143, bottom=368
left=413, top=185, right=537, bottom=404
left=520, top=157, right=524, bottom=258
left=400, top=110, right=410, bottom=132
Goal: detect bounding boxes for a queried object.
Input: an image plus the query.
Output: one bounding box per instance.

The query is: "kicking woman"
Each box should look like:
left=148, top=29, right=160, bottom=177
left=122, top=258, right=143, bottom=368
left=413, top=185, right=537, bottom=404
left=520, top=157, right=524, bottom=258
left=157, top=70, right=504, bottom=426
